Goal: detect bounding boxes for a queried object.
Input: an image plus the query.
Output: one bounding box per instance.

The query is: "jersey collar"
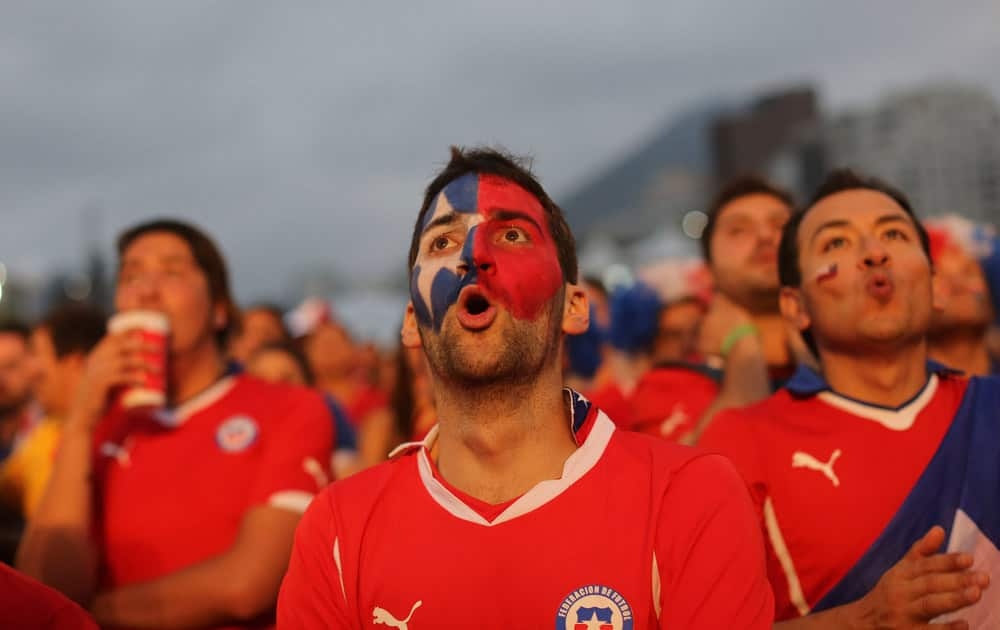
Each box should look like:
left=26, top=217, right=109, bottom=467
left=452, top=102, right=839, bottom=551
left=784, top=360, right=960, bottom=431
left=153, top=375, right=238, bottom=427
left=784, top=360, right=959, bottom=397
left=389, top=389, right=615, bottom=527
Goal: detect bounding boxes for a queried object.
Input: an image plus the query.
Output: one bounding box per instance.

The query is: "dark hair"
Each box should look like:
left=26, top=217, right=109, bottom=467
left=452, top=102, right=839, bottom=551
left=778, top=168, right=932, bottom=288
left=117, top=219, right=239, bottom=348
left=237, top=303, right=289, bottom=341
left=37, top=303, right=107, bottom=358
left=701, top=175, right=795, bottom=263
left=390, top=347, right=416, bottom=442
left=407, top=146, right=578, bottom=283
left=0, top=320, right=31, bottom=342
left=252, top=340, right=315, bottom=385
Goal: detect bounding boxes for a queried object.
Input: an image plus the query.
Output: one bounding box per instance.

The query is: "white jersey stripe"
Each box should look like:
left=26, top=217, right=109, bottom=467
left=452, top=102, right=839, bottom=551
left=764, top=496, right=810, bottom=616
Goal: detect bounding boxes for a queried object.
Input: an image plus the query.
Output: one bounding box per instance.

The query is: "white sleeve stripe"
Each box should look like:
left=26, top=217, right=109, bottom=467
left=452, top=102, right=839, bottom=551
left=268, top=490, right=314, bottom=513
left=651, top=550, right=662, bottom=620
left=333, top=537, right=347, bottom=602
left=764, top=496, right=811, bottom=616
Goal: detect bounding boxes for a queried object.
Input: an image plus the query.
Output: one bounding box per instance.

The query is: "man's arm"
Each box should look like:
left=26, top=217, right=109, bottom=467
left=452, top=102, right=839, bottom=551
left=91, top=505, right=300, bottom=628
left=774, top=527, right=989, bottom=630
left=656, top=454, right=774, bottom=628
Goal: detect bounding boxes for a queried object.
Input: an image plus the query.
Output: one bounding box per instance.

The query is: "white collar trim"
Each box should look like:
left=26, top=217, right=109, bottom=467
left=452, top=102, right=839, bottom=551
left=153, top=376, right=237, bottom=427
left=412, top=411, right=615, bottom=527
left=815, top=374, right=938, bottom=431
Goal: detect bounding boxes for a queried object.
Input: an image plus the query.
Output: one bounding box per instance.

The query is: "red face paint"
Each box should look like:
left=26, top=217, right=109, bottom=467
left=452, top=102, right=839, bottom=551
left=470, top=174, right=563, bottom=320
left=814, top=262, right=838, bottom=284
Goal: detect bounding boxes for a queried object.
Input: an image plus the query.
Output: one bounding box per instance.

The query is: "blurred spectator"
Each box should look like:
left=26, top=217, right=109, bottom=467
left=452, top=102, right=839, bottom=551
left=651, top=296, right=707, bottom=364
left=301, top=319, right=393, bottom=467
left=925, top=215, right=998, bottom=375
left=17, top=219, right=332, bottom=629
left=0, top=304, right=106, bottom=520
left=0, top=562, right=97, bottom=629
left=246, top=341, right=359, bottom=478
left=684, top=176, right=814, bottom=443
left=589, top=282, right=720, bottom=440
left=389, top=345, right=436, bottom=445
left=228, top=303, right=289, bottom=366
left=0, top=320, right=39, bottom=464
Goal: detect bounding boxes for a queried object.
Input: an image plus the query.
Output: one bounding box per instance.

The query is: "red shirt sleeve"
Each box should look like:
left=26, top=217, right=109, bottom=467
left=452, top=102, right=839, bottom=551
left=655, top=454, right=774, bottom=628
left=248, top=389, right=334, bottom=512
left=277, top=490, right=354, bottom=629
left=0, top=563, right=98, bottom=630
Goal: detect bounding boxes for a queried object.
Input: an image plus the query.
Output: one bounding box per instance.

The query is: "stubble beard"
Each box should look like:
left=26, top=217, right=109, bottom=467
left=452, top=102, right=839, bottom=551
left=421, top=298, right=563, bottom=392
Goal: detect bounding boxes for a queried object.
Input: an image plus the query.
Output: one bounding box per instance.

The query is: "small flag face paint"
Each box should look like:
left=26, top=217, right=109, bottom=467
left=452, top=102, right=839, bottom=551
left=814, top=262, right=838, bottom=284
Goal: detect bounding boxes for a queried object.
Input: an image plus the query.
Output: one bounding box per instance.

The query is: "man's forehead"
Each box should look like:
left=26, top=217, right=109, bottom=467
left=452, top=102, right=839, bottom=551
left=422, top=173, right=545, bottom=230
left=121, top=232, right=196, bottom=263
left=717, top=193, right=790, bottom=224
left=802, top=189, right=912, bottom=236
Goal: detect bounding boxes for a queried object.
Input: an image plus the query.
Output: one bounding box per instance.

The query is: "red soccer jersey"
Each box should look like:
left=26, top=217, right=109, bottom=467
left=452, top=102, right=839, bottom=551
left=626, top=366, right=719, bottom=441
left=345, top=384, right=389, bottom=427
left=700, top=366, right=967, bottom=620
left=93, top=375, right=333, bottom=605
left=278, top=394, right=774, bottom=629
left=0, top=562, right=98, bottom=630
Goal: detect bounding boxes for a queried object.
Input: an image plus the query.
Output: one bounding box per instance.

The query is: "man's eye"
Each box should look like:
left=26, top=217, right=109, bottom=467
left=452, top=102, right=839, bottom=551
left=431, top=236, right=452, bottom=251
left=500, top=228, right=528, bottom=243
left=823, top=237, right=847, bottom=252
left=884, top=228, right=907, bottom=241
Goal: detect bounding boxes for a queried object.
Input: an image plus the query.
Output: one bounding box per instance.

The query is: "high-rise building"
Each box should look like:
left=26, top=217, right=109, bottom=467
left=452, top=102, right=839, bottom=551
left=824, top=84, right=1000, bottom=223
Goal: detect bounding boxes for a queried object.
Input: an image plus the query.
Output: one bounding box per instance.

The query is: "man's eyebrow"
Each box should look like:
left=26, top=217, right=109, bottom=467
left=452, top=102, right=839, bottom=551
left=421, top=211, right=463, bottom=235
left=874, top=214, right=912, bottom=228
left=808, top=219, right=851, bottom=245
left=492, top=209, right=542, bottom=232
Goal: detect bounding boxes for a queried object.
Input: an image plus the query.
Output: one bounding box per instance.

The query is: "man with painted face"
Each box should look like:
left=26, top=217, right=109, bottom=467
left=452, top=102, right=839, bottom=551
left=278, top=147, right=774, bottom=628
left=701, top=170, right=996, bottom=628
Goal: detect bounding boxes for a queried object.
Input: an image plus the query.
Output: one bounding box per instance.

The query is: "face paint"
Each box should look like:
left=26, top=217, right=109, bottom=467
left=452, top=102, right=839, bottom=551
left=814, top=262, right=838, bottom=284
left=411, top=173, right=563, bottom=330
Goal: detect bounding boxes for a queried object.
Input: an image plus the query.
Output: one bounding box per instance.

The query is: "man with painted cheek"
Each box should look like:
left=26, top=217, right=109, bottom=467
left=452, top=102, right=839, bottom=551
left=701, top=169, right=997, bottom=628
left=278, top=146, right=775, bottom=629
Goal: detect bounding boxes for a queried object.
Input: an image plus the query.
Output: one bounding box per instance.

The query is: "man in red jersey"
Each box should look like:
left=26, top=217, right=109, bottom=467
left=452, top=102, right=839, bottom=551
left=18, top=220, right=333, bottom=629
left=278, top=147, right=774, bottom=629
left=702, top=170, right=995, bottom=628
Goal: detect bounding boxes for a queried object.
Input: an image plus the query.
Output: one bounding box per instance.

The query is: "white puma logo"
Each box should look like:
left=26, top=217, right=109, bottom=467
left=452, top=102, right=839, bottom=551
left=659, top=403, right=689, bottom=438
left=373, top=600, right=422, bottom=629
left=792, top=449, right=842, bottom=487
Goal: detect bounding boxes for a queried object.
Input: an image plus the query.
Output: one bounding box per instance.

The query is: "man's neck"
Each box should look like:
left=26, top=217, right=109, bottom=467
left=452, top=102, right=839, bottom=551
left=752, top=313, right=791, bottom=367
left=316, top=373, right=358, bottom=402
left=170, top=341, right=226, bottom=405
left=819, top=341, right=930, bottom=408
left=928, top=327, right=992, bottom=376
left=433, top=366, right=577, bottom=505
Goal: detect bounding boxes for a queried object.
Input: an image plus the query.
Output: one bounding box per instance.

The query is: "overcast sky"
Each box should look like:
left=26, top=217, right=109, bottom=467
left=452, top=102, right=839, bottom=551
left=2, top=1, right=999, bottom=303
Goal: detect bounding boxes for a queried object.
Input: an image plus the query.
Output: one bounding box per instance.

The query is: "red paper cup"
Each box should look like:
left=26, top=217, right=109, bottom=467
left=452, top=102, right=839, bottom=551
left=108, top=310, right=169, bottom=410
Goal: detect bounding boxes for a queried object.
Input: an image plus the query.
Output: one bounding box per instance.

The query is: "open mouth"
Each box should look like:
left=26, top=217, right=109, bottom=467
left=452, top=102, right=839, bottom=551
left=865, top=273, right=895, bottom=302
left=456, top=286, right=497, bottom=330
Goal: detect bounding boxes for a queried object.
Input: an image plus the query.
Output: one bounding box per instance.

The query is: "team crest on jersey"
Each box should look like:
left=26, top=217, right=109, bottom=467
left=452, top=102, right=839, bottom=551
left=556, top=584, right=634, bottom=630
left=215, top=416, right=259, bottom=453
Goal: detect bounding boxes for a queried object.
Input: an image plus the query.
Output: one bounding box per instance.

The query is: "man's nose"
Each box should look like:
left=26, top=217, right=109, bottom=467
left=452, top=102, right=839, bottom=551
left=860, top=240, right=890, bottom=268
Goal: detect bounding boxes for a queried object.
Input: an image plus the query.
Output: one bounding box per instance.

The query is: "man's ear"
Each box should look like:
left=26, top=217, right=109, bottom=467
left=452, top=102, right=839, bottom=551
left=779, top=286, right=811, bottom=332
left=214, top=302, right=229, bottom=331
left=401, top=302, right=423, bottom=349
left=562, top=283, right=590, bottom=335
left=930, top=268, right=947, bottom=314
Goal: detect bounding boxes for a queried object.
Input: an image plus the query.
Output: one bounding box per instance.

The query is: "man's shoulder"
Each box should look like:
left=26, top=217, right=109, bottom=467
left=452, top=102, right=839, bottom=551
left=224, top=376, right=329, bottom=423
left=321, top=454, right=418, bottom=516
left=608, top=428, right=717, bottom=477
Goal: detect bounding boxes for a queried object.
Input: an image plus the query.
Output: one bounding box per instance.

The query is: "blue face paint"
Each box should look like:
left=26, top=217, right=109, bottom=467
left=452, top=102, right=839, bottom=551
left=420, top=172, right=480, bottom=230
left=411, top=225, right=480, bottom=331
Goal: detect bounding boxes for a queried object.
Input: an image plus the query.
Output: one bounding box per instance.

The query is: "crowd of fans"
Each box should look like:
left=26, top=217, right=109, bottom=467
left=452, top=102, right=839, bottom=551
left=0, top=146, right=998, bottom=628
